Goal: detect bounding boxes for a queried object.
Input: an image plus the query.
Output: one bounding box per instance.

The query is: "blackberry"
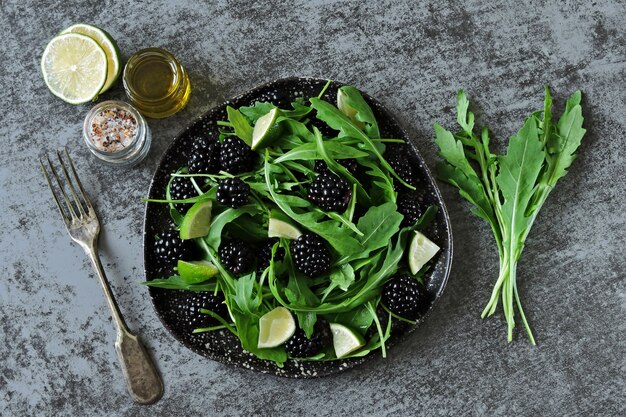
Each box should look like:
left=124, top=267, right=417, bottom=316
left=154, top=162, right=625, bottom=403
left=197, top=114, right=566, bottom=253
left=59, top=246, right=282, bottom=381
left=314, top=158, right=359, bottom=176
left=285, top=320, right=332, bottom=358
left=175, top=291, right=228, bottom=332
left=397, top=190, right=423, bottom=227
left=257, top=239, right=285, bottom=272
left=154, top=231, right=198, bottom=273
left=169, top=176, right=196, bottom=214
left=381, top=276, right=428, bottom=320
left=307, top=171, right=351, bottom=212
left=385, top=145, right=415, bottom=188
left=219, top=239, right=254, bottom=277
left=216, top=178, right=250, bottom=208
left=188, top=136, right=221, bottom=174
left=220, top=137, right=256, bottom=174
left=290, top=233, right=331, bottom=278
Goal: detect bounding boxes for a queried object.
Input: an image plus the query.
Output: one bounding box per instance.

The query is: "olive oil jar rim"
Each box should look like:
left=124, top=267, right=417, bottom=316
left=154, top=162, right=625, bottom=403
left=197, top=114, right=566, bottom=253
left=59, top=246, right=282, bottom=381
left=123, top=48, right=186, bottom=104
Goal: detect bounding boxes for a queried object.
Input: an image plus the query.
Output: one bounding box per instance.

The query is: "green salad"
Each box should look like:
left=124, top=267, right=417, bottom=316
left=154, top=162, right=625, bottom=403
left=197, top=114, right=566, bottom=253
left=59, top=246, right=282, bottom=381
left=145, top=83, right=440, bottom=366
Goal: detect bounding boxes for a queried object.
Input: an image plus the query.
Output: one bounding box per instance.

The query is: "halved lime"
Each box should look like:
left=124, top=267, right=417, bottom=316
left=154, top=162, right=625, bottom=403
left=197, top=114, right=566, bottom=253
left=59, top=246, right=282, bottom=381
left=337, top=87, right=365, bottom=129
left=179, top=200, right=212, bottom=240
left=268, top=217, right=302, bottom=240
left=177, top=260, right=218, bottom=284
left=40, top=33, right=107, bottom=104
left=60, top=23, right=121, bottom=94
left=330, top=323, right=365, bottom=358
left=257, top=306, right=296, bottom=348
left=252, top=108, right=282, bottom=150
left=408, top=231, right=440, bottom=274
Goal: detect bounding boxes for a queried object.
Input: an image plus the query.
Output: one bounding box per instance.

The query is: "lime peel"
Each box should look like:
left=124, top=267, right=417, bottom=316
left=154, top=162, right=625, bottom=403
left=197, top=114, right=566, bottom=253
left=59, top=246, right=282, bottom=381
left=257, top=307, right=296, bottom=349
left=252, top=108, right=282, bottom=150
left=177, top=260, right=218, bottom=283
left=408, top=231, right=440, bottom=275
left=180, top=200, right=212, bottom=240
left=330, top=322, right=365, bottom=358
left=268, top=217, right=302, bottom=240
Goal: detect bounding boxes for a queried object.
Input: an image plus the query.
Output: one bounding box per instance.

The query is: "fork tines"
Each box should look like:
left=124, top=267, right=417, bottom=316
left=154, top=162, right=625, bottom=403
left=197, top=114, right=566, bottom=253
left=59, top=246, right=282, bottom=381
left=40, top=148, right=93, bottom=223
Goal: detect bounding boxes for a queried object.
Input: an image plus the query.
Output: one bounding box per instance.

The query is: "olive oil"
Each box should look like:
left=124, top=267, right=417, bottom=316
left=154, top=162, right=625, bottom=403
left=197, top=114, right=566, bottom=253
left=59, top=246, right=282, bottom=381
left=122, top=48, right=190, bottom=118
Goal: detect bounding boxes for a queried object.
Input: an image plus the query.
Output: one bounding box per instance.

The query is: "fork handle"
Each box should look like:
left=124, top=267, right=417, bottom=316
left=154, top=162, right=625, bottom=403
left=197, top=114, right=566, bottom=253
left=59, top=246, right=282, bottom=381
left=86, top=249, right=163, bottom=404
left=115, top=329, right=164, bottom=404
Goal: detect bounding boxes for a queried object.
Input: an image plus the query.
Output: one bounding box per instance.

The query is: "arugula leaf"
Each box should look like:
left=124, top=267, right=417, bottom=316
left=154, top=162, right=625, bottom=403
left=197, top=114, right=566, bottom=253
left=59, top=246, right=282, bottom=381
left=337, top=86, right=380, bottom=139
left=547, top=91, right=586, bottom=186
left=434, top=124, right=499, bottom=231
left=329, top=263, right=355, bottom=291
left=231, top=273, right=262, bottom=316
left=226, top=106, right=253, bottom=146
left=496, top=115, right=545, bottom=260
left=279, top=118, right=315, bottom=142
left=204, top=206, right=260, bottom=250
left=142, top=275, right=217, bottom=292
left=413, top=205, right=438, bottom=231
left=352, top=202, right=403, bottom=260
left=360, top=159, right=396, bottom=205
left=239, top=102, right=276, bottom=123
left=273, top=141, right=369, bottom=163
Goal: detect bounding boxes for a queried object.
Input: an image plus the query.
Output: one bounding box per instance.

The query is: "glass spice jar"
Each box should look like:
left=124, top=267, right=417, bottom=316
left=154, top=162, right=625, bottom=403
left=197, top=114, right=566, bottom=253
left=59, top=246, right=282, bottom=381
left=122, top=48, right=191, bottom=118
left=82, top=100, right=152, bottom=167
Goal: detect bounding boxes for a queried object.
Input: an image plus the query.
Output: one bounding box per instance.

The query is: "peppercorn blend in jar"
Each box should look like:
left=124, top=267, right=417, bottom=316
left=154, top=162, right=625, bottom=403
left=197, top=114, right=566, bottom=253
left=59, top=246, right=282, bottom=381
left=82, top=100, right=151, bottom=166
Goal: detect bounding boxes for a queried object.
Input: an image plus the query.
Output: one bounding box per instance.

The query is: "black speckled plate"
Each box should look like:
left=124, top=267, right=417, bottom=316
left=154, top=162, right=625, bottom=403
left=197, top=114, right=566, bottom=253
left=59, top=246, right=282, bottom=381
left=143, top=77, right=453, bottom=378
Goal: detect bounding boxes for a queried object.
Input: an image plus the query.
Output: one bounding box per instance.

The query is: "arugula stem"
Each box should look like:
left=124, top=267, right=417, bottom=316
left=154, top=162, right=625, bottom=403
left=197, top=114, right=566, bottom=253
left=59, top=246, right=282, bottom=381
left=481, top=254, right=508, bottom=318
left=513, top=277, right=536, bottom=345
left=506, top=260, right=516, bottom=342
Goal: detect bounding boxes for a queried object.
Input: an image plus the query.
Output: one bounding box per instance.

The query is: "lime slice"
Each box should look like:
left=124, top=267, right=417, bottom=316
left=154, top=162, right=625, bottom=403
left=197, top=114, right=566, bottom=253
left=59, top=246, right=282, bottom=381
left=330, top=323, right=365, bottom=358
left=337, top=87, right=365, bottom=129
left=179, top=200, right=212, bottom=240
left=177, top=260, right=218, bottom=284
left=252, top=108, right=282, bottom=150
left=257, top=306, right=296, bottom=348
left=40, top=33, right=107, bottom=104
left=408, top=231, right=440, bottom=274
left=268, top=217, right=302, bottom=240
left=60, top=23, right=121, bottom=94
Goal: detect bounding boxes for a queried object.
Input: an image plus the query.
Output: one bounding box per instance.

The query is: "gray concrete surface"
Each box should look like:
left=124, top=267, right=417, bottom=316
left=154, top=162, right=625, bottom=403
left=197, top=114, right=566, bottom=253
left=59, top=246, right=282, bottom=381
left=1, top=0, right=625, bottom=416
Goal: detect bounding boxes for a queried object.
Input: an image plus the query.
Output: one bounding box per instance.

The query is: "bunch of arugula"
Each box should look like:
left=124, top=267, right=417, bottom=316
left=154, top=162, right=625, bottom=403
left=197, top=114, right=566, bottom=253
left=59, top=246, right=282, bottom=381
left=145, top=83, right=438, bottom=365
left=434, top=87, right=586, bottom=344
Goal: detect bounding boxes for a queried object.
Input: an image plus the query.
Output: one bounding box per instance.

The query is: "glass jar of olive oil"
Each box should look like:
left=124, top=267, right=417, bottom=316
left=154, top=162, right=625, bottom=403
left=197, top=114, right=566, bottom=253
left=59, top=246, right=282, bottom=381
left=122, top=48, right=191, bottom=118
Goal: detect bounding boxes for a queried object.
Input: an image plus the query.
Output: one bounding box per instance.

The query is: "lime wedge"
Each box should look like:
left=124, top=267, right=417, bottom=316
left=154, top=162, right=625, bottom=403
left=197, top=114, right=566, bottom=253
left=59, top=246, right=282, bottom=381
left=268, top=217, right=302, bottom=240
left=337, top=87, right=365, bottom=129
left=408, top=231, right=440, bottom=274
left=179, top=200, right=212, bottom=240
left=252, top=108, right=282, bottom=150
left=257, top=306, right=296, bottom=348
left=60, top=24, right=121, bottom=93
left=330, top=323, right=365, bottom=358
left=40, top=33, right=107, bottom=104
left=177, top=260, right=218, bottom=284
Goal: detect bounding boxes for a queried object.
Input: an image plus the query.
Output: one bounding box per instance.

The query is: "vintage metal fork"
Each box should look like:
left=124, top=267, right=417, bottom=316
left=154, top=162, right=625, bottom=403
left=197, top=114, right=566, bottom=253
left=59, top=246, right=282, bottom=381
left=40, top=149, right=163, bottom=405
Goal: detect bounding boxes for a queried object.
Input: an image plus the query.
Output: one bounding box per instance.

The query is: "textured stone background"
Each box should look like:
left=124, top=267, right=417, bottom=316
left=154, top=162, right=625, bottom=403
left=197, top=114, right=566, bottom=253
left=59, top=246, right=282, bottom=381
left=1, top=0, right=624, bottom=416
